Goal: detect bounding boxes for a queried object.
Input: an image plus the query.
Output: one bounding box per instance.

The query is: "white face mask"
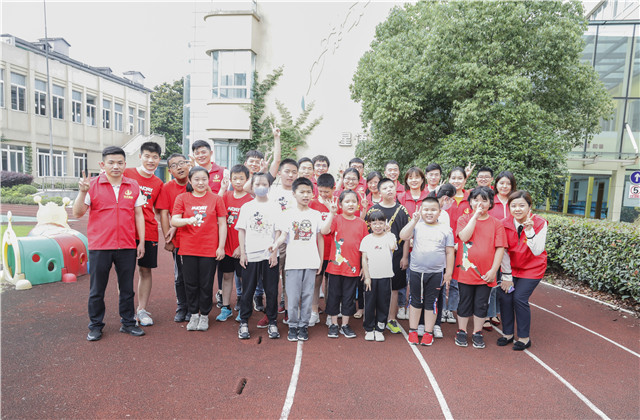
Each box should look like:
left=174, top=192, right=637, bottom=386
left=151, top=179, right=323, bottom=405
left=139, top=166, right=155, bottom=175
left=441, top=201, right=452, bottom=211
left=254, top=186, right=269, bottom=197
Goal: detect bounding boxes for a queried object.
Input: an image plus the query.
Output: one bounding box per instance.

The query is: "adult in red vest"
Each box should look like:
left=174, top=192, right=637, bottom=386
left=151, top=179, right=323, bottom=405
left=398, top=167, right=430, bottom=216
left=384, top=160, right=405, bottom=195
left=498, top=190, right=548, bottom=351
left=73, top=146, right=146, bottom=341
left=190, top=140, right=226, bottom=194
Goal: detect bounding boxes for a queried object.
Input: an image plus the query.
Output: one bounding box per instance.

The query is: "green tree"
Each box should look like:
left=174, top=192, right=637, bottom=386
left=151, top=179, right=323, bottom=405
left=151, top=78, right=183, bottom=158
left=350, top=0, right=613, bottom=202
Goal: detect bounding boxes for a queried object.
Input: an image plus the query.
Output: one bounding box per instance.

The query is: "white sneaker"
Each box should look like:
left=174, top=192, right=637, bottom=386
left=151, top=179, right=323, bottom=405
left=186, top=314, right=200, bottom=331
left=397, top=307, right=409, bottom=320
left=417, top=324, right=425, bottom=337
left=365, top=331, right=375, bottom=341
left=197, top=314, right=209, bottom=331
left=446, top=311, right=457, bottom=324
left=441, top=310, right=448, bottom=323
left=325, top=315, right=333, bottom=326
left=374, top=331, right=385, bottom=342
left=433, top=325, right=443, bottom=339
left=309, top=312, right=320, bottom=327
left=136, top=309, right=153, bottom=326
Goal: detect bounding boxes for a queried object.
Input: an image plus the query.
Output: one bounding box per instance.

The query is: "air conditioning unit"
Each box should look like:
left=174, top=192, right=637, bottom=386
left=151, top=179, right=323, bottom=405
left=339, top=132, right=352, bottom=146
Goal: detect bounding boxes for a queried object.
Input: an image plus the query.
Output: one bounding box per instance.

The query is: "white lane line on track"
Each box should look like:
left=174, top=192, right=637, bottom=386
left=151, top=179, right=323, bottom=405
left=494, top=327, right=610, bottom=420
left=399, top=325, right=453, bottom=420
left=280, top=340, right=303, bottom=420
left=539, top=282, right=635, bottom=315
left=530, top=303, right=640, bottom=358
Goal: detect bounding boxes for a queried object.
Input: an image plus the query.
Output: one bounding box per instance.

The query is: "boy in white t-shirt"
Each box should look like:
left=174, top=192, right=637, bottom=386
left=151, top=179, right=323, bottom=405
left=236, top=172, right=282, bottom=340
left=272, top=177, right=324, bottom=342
left=360, top=209, right=397, bottom=342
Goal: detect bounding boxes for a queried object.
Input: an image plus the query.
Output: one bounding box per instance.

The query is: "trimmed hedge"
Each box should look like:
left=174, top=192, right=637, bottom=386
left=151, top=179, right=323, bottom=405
left=0, top=171, right=33, bottom=187
left=545, top=214, right=640, bottom=302
left=0, top=186, right=64, bottom=206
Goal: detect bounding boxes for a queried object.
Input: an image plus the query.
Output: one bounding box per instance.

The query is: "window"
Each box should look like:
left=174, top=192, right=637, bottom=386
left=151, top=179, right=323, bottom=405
left=52, top=84, right=64, bottom=120
left=572, top=182, right=580, bottom=203
left=72, top=90, right=82, bottom=123
left=0, top=69, right=5, bottom=108
left=10, top=72, right=26, bottom=111
left=1, top=144, right=25, bottom=172
left=34, top=79, right=47, bottom=116
left=86, top=95, right=96, bottom=126
left=128, top=106, right=135, bottom=134
left=102, top=99, right=111, bottom=129
left=212, top=50, right=255, bottom=99
left=138, top=109, right=145, bottom=134
left=213, top=140, right=240, bottom=168
left=73, top=153, right=87, bottom=177
left=114, top=103, right=123, bottom=131
left=37, top=148, right=67, bottom=177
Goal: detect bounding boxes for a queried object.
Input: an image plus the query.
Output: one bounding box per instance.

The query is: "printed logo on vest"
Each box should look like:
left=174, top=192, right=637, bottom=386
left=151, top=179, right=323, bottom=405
left=123, top=189, right=134, bottom=199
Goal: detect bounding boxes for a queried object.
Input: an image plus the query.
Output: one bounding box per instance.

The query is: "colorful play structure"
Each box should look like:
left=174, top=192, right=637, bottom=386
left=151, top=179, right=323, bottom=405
left=2, top=196, right=88, bottom=290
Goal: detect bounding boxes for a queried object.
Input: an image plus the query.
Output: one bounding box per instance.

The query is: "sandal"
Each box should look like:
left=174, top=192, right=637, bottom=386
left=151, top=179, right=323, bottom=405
left=482, top=320, right=493, bottom=332
left=490, top=316, right=501, bottom=326
left=353, top=310, right=363, bottom=319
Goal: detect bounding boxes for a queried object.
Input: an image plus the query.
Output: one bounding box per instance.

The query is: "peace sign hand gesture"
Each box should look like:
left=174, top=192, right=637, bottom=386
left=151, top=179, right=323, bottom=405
left=78, top=170, right=90, bottom=193
left=260, top=152, right=272, bottom=173
left=523, top=210, right=534, bottom=231
left=329, top=196, right=339, bottom=215
left=270, top=122, right=281, bottom=140
left=465, top=161, right=476, bottom=178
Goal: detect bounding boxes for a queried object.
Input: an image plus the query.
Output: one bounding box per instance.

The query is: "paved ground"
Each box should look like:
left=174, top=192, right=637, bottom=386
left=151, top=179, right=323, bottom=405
left=1, top=204, right=639, bottom=419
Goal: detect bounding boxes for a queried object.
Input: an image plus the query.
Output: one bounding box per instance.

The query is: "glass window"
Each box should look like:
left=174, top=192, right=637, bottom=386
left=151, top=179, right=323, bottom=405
left=86, top=95, right=96, bottom=126
left=594, top=25, right=634, bottom=97
left=212, top=50, right=255, bottom=99
left=630, top=27, right=640, bottom=101
left=138, top=109, right=145, bottom=134
left=114, top=103, right=123, bottom=132
left=37, top=148, right=67, bottom=177
left=0, top=144, right=25, bottom=172
left=52, top=84, right=64, bottom=120
left=622, top=99, right=640, bottom=156
left=73, top=153, right=87, bottom=177
left=10, top=72, right=26, bottom=111
left=213, top=140, right=240, bottom=168
left=34, top=79, right=47, bottom=116
left=128, top=106, right=135, bottom=134
left=582, top=25, right=598, bottom=65
left=102, top=99, right=111, bottom=129
left=0, top=69, right=5, bottom=108
left=72, top=90, right=82, bottom=123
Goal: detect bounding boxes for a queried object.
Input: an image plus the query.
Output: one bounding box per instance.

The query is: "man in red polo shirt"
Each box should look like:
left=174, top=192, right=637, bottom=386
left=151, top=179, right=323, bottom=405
left=190, top=140, right=225, bottom=194
left=384, top=160, right=405, bottom=195
left=73, top=146, right=146, bottom=341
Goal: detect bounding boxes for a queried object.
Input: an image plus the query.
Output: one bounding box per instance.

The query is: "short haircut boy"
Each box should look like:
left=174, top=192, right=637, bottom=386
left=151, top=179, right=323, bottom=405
left=167, top=153, right=187, bottom=163
left=477, top=166, right=494, bottom=177
left=349, top=157, right=364, bottom=167
left=279, top=158, right=299, bottom=171
left=298, top=157, right=313, bottom=166
left=230, top=164, right=250, bottom=179
left=425, top=163, right=442, bottom=175
left=317, top=173, right=335, bottom=189
left=422, top=196, right=440, bottom=208
left=191, top=140, right=211, bottom=152
left=312, top=155, right=330, bottom=167
left=468, top=186, right=495, bottom=210
left=377, top=177, right=395, bottom=190
left=140, top=141, right=162, bottom=156
left=102, top=146, right=125, bottom=159
left=245, top=150, right=264, bottom=160
left=385, top=160, right=400, bottom=169
left=292, top=177, right=313, bottom=193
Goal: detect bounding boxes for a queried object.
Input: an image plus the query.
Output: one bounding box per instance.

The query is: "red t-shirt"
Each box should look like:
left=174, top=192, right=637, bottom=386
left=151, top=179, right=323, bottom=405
left=156, top=180, right=187, bottom=248
left=326, top=215, right=369, bottom=277
left=334, top=185, right=367, bottom=217
left=446, top=190, right=471, bottom=235
left=172, top=191, right=226, bottom=257
left=223, top=190, right=253, bottom=256
left=208, top=162, right=226, bottom=195
left=453, top=214, right=507, bottom=287
left=123, top=168, right=163, bottom=242
left=309, top=199, right=332, bottom=261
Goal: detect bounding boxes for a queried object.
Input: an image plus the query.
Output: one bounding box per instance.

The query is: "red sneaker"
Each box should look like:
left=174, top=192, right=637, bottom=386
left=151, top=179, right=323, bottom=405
left=257, top=314, right=269, bottom=328
left=420, top=332, right=434, bottom=346
left=408, top=331, right=419, bottom=345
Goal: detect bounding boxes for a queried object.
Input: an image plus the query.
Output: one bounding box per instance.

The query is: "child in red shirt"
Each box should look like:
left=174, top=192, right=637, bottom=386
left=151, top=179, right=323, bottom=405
left=171, top=166, right=227, bottom=332
left=321, top=190, right=369, bottom=339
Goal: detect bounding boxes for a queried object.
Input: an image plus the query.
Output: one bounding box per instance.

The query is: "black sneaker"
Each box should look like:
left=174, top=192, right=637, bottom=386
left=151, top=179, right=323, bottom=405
left=297, top=326, right=309, bottom=341
left=119, top=325, right=145, bottom=337
left=288, top=327, right=299, bottom=342
left=340, top=324, right=356, bottom=338
left=254, top=295, right=265, bottom=312
left=238, top=322, right=250, bottom=339
left=216, top=290, right=223, bottom=308
left=174, top=309, right=187, bottom=323
left=455, top=329, right=468, bottom=347
left=328, top=324, right=339, bottom=338
left=87, top=330, right=102, bottom=341
left=472, top=332, right=485, bottom=349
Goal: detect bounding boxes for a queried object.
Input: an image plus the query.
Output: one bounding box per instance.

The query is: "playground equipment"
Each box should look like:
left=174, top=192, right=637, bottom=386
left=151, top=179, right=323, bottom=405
left=2, top=196, right=89, bottom=290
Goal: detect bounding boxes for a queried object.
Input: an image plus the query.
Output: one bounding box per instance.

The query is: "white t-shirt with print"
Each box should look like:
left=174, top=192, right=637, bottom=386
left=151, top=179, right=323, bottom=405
left=268, top=185, right=295, bottom=213
left=359, top=232, right=397, bottom=279
left=235, top=200, right=282, bottom=263
left=278, top=207, right=322, bottom=270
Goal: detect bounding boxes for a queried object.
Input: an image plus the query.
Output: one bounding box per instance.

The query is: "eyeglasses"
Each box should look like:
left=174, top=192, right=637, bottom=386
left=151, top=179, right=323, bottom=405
left=169, top=161, right=188, bottom=169
left=344, top=177, right=359, bottom=182
left=477, top=175, right=492, bottom=180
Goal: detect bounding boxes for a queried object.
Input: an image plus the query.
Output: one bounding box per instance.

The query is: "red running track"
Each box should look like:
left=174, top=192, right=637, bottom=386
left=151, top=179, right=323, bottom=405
left=1, top=204, right=638, bottom=419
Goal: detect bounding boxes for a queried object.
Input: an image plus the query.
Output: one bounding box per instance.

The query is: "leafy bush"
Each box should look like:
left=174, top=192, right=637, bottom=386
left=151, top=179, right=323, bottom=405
left=0, top=194, right=64, bottom=205
left=545, top=214, right=640, bottom=302
left=16, top=184, right=38, bottom=195
left=0, top=171, right=34, bottom=187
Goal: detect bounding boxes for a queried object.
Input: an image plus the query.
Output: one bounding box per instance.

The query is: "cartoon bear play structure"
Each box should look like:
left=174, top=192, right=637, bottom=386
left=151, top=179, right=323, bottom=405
left=2, top=196, right=88, bottom=290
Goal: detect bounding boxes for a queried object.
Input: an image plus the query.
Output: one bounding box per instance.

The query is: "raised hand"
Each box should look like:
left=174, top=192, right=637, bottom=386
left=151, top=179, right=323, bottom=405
left=78, top=170, right=90, bottom=192
left=465, top=161, right=475, bottom=178
left=270, top=121, right=281, bottom=139
left=260, top=152, right=272, bottom=173
left=329, top=196, right=339, bottom=215
left=412, top=210, right=421, bottom=221
left=523, top=210, right=534, bottom=231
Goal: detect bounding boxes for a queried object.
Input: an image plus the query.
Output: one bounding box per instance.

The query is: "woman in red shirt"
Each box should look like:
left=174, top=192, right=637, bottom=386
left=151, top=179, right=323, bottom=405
left=489, top=171, right=517, bottom=221
left=171, top=166, right=227, bottom=333
left=498, top=190, right=547, bottom=351
left=398, top=167, right=430, bottom=216
left=365, top=171, right=382, bottom=211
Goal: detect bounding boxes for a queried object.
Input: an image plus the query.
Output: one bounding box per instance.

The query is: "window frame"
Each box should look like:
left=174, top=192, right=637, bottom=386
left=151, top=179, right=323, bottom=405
left=137, top=109, right=145, bottom=134
left=10, top=72, right=26, bottom=112
left=73, top=152, right=87, bottom=177
left=71, top=90, right=82, bottom=124
left=102, top=99, right=111, bottom=130
left=0, top=68, right=4, bottom=108
left=0, top=144, right=26, bottom=173
left=86, top=94, right=97, bottom=126
left=211, top=50, right=255, bottom=100
left=37, top=148, right=67, bottom=177
left=34, top=79, right=47, bottom=116
left=114, top=103, right=123, bottom=132
left=51, top=84, right=64, bottom=120
left=128, top=106, right=135, bottom=134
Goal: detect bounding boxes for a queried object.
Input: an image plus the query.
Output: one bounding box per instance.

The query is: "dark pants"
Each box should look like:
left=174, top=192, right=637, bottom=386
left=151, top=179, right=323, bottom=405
left=326, top=274, right=358, bottom=317
left=181, top=255, right=217, bottom=315
left=173, top=248, right=187, bottom=312
left=240, top=259, right=279, bottom=324
left=434, top=287, right=444, bottom=326
left=357, top=279, right=365, bottom=310
left=498, top=276, right=541, bottom=338
left=457, top=283, right=492, bottom=318
left=363, top=278, right=391, bottom=332
left=88, top=249, right=137, bottom=331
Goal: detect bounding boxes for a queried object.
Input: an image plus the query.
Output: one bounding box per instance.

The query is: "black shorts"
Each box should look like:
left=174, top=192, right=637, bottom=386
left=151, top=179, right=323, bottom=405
left=457, top=282, right=492, bottom=318
left=136, top=240, right=158, bottom=269
left=220, top=255, right=243, bottom=277
left=409, top=271, right=442, bottom=311
left=318, top=260, right=329, bottom=277
left=391, top=252, right=407, bottom=291
left=325, top=274, right=358, bottom=316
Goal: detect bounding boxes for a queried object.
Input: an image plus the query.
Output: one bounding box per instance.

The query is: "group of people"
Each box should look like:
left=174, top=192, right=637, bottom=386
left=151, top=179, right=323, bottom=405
left=75, top=125, right=547, bottom=351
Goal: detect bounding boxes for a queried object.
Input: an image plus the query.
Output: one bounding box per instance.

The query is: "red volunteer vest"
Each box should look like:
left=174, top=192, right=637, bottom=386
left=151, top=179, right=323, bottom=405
left=87, top=173, right=140, bottom=250
left=502, top=215, right=548, bottom=279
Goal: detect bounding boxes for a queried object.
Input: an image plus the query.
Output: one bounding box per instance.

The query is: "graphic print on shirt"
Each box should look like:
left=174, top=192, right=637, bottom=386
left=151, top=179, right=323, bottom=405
left=330, top=234, right=356, bottom=273
left=249, top=211, right=271, bottom=233
left=457, top=241, right=481, bottom=276
left=293, top=219, right=313, bottom=240
left=227, top=206, right=240, bottom=226
left=139, top=185, right=153, bottom=206
left=192, top=206, right=207, bottom=227
left=123, top=189, right=134, bottom=200
left=278, top=196, right=289, bottom=211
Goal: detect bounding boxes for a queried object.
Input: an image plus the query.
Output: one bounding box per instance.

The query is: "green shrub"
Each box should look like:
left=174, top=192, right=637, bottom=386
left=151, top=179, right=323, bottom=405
left=16, top=184, right=38, bottom=195
left=545, top=214, right=640, bottom=302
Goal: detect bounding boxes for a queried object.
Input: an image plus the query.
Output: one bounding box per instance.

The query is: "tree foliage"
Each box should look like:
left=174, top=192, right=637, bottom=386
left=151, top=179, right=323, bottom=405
left=150, top=78, right=183, bottom=158
left=350, top=0, right=613, bottom=203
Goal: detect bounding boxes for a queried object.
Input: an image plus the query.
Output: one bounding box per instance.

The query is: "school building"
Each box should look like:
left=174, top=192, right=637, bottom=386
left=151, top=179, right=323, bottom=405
left=0, top=34, right=165, bottom=183
left=185, top=0, right=638, bottom=222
